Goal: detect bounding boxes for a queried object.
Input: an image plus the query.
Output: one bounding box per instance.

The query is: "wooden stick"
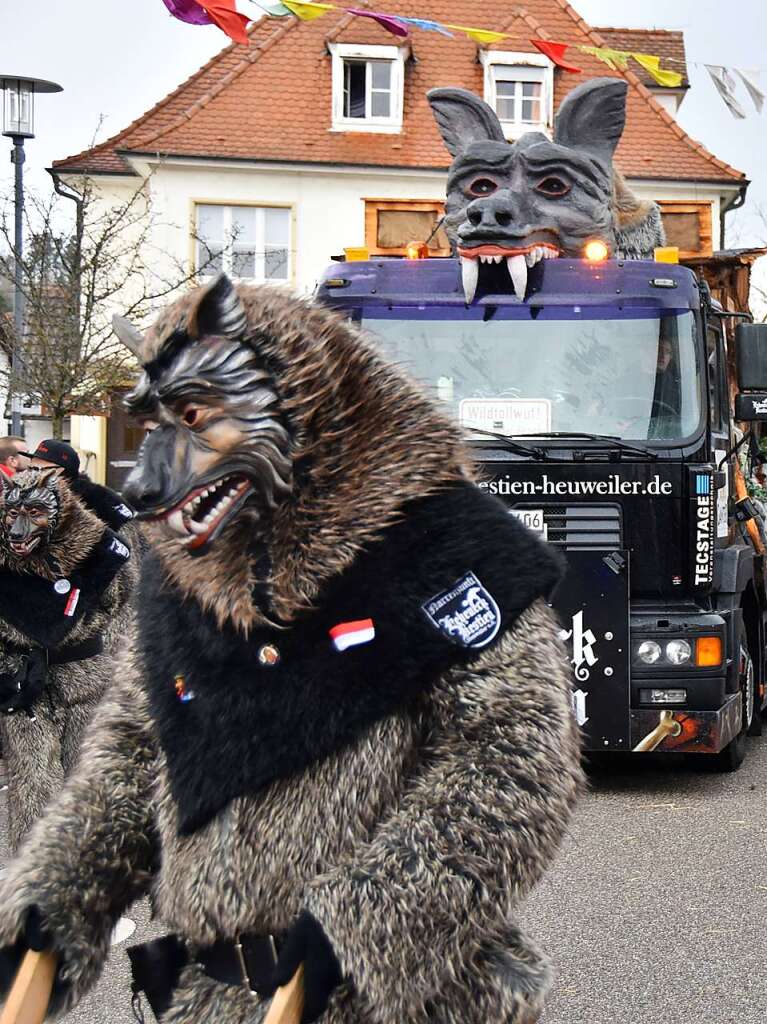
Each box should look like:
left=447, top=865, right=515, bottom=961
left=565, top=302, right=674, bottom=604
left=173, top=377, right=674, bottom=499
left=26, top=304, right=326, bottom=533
left=264, top=965, right=304, bottom=1024
left=0, top=951, right=57, bottom=1024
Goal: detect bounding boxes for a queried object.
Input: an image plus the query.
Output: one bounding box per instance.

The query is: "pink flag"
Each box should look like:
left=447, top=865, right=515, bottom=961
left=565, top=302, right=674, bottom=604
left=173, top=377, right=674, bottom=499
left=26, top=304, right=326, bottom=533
left=161, top=0, right=213, bottom=25
left=346, top=8, right=409, bottom=37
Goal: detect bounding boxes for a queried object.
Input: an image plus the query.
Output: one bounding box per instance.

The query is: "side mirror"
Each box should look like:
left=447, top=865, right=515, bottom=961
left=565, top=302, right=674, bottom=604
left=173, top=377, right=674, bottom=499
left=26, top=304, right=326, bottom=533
left=736, top=323, right=767, bottom=389
left=735, top=323, right=767, bottom=421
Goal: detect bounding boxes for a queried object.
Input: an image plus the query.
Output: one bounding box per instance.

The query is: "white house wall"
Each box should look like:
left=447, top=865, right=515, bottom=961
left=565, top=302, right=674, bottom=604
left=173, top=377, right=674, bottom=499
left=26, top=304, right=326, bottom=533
left=141, top=159, right=450, bottom=296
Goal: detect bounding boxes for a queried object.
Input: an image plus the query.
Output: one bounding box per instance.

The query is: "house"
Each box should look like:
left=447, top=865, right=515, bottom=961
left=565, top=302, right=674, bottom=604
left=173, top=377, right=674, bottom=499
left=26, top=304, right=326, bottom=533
left=50, top=0, right=748, bottom=485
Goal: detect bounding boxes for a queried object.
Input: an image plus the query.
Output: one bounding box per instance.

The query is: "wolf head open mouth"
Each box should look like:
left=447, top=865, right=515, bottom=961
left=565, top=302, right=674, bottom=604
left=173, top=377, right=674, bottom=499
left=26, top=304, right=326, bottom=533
left=114, top=276, right=293, bottom=557
left=428, top=77, right=664, bottom=301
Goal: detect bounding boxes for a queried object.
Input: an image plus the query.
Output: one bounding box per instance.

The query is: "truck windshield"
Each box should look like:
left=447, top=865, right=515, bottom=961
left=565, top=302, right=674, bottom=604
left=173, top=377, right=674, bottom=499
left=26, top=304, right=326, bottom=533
left=361, top=308, right=701, bottom=443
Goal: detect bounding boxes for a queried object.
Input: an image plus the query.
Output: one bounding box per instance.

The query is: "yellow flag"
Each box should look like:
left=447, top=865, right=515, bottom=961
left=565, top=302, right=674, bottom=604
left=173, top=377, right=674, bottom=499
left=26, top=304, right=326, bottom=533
left=578, top=45, right=630, bottom=71
left=281, top=0, right=335, bottom=19
left=632, top=52, right=683, bottom=89
left=444, top=24, right=508, bottom=44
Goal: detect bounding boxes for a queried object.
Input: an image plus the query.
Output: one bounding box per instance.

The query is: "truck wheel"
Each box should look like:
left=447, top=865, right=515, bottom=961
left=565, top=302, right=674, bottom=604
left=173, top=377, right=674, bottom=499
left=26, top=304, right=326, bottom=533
left=711, top=627, right=753, bottom=771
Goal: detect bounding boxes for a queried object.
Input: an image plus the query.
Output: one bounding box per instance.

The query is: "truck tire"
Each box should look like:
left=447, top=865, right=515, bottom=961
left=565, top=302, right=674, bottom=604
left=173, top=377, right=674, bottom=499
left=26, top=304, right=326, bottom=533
left=711, top=625, right=753, bottom=772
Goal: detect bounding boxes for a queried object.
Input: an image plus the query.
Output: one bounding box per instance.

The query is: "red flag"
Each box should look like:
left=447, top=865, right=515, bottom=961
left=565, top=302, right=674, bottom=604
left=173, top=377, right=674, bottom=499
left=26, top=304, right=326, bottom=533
left=196, top=0, right=251, bottom=43
left=531, top=39, right=582, bottom=74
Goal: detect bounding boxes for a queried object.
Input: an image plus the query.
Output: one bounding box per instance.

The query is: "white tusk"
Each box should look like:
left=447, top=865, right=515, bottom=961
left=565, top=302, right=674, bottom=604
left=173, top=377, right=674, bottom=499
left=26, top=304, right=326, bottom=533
left=461, top=256, right=479, bottom=304
left=507, top=254, right=528, bottom=297
left=167, top=509, right=188, bottom=536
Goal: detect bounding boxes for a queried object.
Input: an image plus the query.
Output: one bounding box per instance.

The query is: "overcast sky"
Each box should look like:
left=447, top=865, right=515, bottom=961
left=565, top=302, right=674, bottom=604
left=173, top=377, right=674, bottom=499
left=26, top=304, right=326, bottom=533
left=0, top=0, right=765, bottom=246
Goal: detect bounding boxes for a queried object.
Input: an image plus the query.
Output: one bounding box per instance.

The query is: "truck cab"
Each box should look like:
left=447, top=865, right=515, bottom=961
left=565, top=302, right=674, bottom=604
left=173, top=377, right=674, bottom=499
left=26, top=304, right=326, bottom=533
left=316, top=253, right=767, bottom=769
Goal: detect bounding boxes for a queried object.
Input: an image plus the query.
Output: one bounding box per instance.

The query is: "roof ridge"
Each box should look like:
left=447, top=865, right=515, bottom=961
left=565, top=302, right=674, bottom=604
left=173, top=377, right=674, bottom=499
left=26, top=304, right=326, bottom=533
left=129, top=16, right=302, bottom=152
left=593, top=26, right=685, bottom=36
left=554, top=0, right=742, bottom=180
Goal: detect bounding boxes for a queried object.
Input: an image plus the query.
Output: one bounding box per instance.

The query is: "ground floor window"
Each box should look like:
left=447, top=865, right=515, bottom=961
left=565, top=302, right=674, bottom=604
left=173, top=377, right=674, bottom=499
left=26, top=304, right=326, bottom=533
left=195, top=203, right=291, bottom=282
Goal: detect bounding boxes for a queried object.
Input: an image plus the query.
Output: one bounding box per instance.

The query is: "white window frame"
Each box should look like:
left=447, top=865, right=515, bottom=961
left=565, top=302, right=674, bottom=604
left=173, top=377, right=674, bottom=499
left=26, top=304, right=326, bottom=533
left=329, top=43, right=405, bottom=134
left=480, top=50, right=553, bottom=140
left=194, top=202, right=293, bottom=285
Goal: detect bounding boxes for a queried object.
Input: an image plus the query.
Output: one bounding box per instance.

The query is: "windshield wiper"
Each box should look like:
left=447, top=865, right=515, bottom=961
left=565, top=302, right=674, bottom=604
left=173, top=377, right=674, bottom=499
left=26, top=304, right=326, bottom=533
left=508, top=431, right=658, bottom=460
left=466, top=427, right=548, bottom=459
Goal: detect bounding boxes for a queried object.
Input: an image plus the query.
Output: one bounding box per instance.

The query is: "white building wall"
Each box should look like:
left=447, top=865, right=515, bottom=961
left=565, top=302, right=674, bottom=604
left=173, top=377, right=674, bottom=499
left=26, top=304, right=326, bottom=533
left=139, top=159, right=450, bottom=296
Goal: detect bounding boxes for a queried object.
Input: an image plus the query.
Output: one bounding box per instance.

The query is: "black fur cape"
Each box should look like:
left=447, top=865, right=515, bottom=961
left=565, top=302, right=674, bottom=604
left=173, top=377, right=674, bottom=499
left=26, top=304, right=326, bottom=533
left=137, top=482, right=563, bottom=834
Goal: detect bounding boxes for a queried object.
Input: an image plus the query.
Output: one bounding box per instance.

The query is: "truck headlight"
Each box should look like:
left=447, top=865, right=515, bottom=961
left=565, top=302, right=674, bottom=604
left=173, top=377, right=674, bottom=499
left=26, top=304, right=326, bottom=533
left=637, top=640, right=662, bottom=664
left=665, top=639, right=692, bottom=665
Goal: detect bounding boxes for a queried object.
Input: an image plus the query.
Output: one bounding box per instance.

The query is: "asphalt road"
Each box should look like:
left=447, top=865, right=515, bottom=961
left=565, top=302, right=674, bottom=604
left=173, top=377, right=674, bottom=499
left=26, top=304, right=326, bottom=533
left=2, top=737, right=767, bottom=1023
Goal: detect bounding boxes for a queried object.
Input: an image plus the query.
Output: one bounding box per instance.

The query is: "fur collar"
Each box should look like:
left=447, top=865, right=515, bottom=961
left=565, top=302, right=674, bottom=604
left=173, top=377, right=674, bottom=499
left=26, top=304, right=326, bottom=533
left=0, top=528, right=131, bottom=649
left=139, top=286, right=476, bottom=634
left=136, top=482, right=563, bottom=834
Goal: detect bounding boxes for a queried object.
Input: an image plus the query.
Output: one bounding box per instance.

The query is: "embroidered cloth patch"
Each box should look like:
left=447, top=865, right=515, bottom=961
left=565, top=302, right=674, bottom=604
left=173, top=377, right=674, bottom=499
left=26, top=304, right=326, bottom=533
left=421, top=571, right=501, bottom=648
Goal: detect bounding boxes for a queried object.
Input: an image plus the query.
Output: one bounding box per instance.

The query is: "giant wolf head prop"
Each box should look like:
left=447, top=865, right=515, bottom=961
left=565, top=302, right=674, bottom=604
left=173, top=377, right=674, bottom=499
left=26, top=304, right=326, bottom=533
left=114, top=275, right=472, bottom=632
left=0, top=468, right=105, bottom=577
left=427, top=77, right=665, bottom=301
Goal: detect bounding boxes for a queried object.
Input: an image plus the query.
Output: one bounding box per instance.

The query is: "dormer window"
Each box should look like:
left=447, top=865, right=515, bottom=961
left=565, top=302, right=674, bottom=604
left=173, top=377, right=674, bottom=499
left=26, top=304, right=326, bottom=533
left=480, top=51, right=553, bottom=140
left=330, top=44, right=405, bottom=133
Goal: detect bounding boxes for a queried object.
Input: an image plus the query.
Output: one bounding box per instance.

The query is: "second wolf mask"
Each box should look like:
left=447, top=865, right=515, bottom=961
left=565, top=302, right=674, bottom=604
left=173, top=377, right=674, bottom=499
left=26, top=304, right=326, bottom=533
left=427, top=77, right=665, bottom=301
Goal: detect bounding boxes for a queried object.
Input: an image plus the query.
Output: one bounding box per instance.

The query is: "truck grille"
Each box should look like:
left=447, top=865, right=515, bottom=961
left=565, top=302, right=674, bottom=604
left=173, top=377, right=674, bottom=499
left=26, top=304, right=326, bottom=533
left=515, top=503, right=623, bottom=551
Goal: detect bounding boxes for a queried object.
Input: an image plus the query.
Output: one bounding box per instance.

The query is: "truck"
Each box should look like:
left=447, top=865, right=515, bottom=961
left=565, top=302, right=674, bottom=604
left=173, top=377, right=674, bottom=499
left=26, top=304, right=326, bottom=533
left=316, top=250, right=767, bottom=769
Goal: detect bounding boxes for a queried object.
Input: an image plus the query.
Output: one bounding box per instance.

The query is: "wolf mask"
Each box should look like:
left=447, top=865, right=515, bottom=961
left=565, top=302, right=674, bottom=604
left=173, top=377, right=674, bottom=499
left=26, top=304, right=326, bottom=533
left=427, top=76, right=665, bottom=301
left=115, top=275, right=293, bottom=558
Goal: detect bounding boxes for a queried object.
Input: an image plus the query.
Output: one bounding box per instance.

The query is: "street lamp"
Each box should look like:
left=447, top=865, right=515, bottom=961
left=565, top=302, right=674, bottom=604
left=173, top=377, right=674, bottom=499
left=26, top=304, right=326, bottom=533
left=1, top=75, right=62, bottom=436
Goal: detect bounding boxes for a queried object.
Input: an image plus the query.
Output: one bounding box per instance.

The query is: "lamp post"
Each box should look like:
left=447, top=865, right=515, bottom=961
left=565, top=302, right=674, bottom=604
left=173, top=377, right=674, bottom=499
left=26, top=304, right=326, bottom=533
left=1, top=75, right=62, bottom=435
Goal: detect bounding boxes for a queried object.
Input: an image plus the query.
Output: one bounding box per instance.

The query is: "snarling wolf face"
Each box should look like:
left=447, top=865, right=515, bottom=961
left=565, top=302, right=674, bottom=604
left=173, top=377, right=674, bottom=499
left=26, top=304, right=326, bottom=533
left=1, top=468, right=60, bottom=562
left=115, top=276, right=292, bottom=555
left=428, top=78, right=629, bottom=302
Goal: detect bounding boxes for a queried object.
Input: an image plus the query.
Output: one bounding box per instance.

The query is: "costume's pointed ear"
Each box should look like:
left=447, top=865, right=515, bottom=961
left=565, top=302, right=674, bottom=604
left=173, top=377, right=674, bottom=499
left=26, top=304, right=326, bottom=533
left=112, top=315, right=145, bottom=359
left=187, top=273, right=248, bottom=341
left=554, top=77, right=627, bottom=165
left=35, top=466, right=61, bottom=487
left=427, top=87, right=506, bottom=157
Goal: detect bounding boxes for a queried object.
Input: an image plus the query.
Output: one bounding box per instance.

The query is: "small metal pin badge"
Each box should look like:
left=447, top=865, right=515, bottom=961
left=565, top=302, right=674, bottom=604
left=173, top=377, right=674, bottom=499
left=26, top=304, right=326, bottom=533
left=53, top=579, right=71, bottom=594
left=174, top=674, right=195, bottom=702
left=257, top=644, right=280, bottom=667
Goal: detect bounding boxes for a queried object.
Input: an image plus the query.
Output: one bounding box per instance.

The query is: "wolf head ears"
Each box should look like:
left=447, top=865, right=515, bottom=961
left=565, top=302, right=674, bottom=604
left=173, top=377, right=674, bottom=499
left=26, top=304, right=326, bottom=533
left=112, top=274, right=248, bottom=361
left=428, top=77, right=628, bottom=169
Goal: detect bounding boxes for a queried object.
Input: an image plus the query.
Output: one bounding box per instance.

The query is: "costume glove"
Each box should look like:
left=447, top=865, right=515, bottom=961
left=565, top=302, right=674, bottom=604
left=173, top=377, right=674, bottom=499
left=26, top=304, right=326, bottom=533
left=0, top=650, right=47, bottom=715
left=272, top=911, right=342, bottom=1024
left=0, top=907, right=59, bottom=1007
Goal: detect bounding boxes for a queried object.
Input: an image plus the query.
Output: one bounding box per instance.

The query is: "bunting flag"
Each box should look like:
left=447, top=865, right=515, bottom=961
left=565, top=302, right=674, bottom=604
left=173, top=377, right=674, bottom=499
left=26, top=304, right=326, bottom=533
left=443, top=24, right=508, bottom=45
left=735, top=69, right=765, bottom=114
left=280, top=0, right=335, bottom=18
left=196, top=0, right=252, bottom=41
left=531, top=39, right=582, bottom=74
left=161, top=0, right=212, bottom=24
left=578, top=45, right=630, bottom=71
left=706, top=65, right=747, bottom=119
left=157, top=0, right=767, bottom=121
left=249, top=0, right=292, bottom=15
left=346, top=8, right=409, bottom=37
left=398, top=16, right=453, bottom=37
left=632, top=53, right=683, bottom=88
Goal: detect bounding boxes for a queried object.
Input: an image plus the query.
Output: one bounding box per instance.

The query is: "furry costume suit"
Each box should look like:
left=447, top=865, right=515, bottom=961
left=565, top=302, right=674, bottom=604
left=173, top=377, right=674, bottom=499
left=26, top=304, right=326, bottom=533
left=0, top=279, right=582, bottom=1023
left=0, top=469, right=138, bottom=850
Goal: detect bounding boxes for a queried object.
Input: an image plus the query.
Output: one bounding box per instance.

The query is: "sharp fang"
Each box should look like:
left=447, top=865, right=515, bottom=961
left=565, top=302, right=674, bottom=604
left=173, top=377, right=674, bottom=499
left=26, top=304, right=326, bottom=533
left=167, top=509, right=188, bottom=536
left=507, top=254, right=528, bottom=297
left=461, top=256, right=479, bottom=304
left=525, top=247, right=541, bottom=268
left=188, top=519, right=209, bottom=535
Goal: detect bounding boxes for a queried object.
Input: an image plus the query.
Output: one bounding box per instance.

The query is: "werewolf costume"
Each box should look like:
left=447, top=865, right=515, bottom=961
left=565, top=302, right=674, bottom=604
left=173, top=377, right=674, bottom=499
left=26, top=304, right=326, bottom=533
left=0, top=276, right=581, bottom=1024
left=0, top=467, right=137, bottom=850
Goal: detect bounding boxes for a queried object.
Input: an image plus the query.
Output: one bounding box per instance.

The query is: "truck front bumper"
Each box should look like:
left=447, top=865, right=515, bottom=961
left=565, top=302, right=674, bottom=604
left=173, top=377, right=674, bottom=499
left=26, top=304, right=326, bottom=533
left=630, top=691, right=742, bottom=753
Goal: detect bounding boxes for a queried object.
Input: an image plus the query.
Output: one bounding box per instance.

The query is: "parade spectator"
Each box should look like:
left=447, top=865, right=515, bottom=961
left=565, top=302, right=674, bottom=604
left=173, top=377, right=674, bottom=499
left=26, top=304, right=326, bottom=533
left=0, top=437, right=29, bottom=479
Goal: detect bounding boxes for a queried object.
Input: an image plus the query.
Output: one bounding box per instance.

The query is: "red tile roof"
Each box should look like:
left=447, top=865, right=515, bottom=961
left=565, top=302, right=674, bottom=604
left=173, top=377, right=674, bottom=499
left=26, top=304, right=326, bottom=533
left=52, top=0, right=744, bottom=185
left=594, top=27, right=689, bottom=90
